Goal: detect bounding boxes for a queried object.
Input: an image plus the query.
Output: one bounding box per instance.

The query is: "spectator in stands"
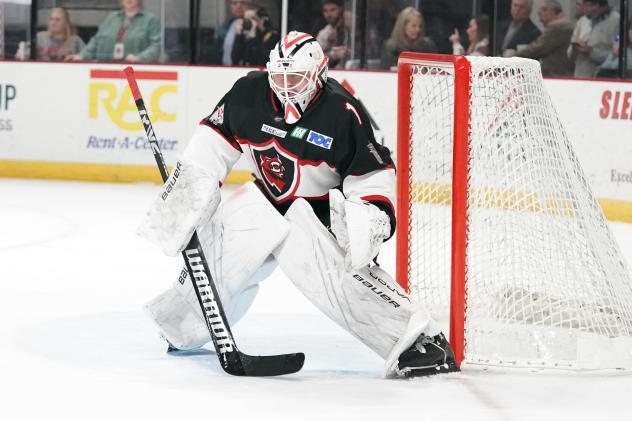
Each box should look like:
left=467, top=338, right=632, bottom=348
left=571, top=0, right=619, bottom=78
left=380, top=7, right=437, bottom=70
left=215, top=0, right=250, bottom=65
left=496, top=0, right=541, bottom=57
left=15, top=7, right=84, bottom=61
left=316, top=0, right=350, bottom=69
left=449, top=15, right=489, bottom=56
left=419, top=0, right=459, bottom=54
left=596, top=23, right=632, bottom=77
left=232, top=6, right=279, bottom=66
left=567, top=0, right=592, bottom=61
left=515, top=0, right=573, bottom=76
left=65, top=0, right=160, bottom=63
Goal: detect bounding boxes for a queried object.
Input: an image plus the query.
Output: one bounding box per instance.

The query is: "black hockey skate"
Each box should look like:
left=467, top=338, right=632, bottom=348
left=397, top=332, right=460, bottom=377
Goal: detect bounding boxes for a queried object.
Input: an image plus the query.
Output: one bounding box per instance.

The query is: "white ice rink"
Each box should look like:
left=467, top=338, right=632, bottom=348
left=2, top=178, right=632, bottom=421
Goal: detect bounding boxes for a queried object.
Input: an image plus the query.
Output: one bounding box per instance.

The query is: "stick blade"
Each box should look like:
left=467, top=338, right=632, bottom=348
left=230, top=352, right=305, bottom=377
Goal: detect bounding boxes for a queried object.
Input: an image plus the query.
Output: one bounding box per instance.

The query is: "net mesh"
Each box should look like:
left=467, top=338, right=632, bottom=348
left=405, top=56, right=632, bottom=369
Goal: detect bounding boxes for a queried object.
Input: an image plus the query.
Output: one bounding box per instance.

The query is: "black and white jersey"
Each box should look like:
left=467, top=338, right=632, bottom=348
left=183, top=71, right=396, bottom=233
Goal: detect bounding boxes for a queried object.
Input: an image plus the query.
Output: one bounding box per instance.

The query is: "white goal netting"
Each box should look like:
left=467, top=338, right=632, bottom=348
left=403, top=55, right=632, bottom=369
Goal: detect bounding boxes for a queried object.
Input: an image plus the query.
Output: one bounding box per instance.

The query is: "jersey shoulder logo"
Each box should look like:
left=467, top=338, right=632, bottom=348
left=209, top=104, right=224, bottom=125
left=251, top=139, right=299, bottom=202
left=290, top=126, right=308, bottom=139
left=306, top=130, right=334, bottom=150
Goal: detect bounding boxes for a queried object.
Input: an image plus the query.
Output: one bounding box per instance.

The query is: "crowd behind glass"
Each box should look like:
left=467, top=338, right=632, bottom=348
left=1, top=0, right=630, bottom=79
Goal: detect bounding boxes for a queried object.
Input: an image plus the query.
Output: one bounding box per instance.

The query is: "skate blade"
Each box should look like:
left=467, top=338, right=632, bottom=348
left=399, top=361, right=460, bottom=378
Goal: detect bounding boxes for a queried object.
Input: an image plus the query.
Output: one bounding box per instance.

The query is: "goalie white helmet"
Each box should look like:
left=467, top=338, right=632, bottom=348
left=266, top=31, right=328, bottom=124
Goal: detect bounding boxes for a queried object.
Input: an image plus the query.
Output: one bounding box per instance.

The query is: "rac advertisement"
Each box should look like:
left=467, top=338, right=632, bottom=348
left=0, top=83, right=16, bottom=132
left=86, top=68, right=180, bottom=154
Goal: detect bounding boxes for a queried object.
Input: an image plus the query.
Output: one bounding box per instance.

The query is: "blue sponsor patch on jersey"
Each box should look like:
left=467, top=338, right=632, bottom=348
left=306, top=130, right=334, bottom=149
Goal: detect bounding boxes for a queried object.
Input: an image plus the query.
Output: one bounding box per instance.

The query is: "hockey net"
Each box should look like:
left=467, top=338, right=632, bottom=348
left=396, top=53, right=632, bottom=370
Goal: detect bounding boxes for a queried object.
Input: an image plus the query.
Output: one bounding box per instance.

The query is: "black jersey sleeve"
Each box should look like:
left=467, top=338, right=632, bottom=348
left=338, top=99, right=397, bottom=237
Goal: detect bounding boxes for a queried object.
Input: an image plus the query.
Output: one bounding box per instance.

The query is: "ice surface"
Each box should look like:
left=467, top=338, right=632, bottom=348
left=1, top=178, right=632, bottom=420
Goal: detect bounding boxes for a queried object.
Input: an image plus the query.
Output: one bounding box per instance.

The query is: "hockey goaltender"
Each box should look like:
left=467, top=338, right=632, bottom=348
left=137, top=31, right=459, bottom=378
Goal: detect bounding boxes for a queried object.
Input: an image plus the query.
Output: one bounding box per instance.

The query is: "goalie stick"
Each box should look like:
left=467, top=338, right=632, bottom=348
left=123, top=66, right=305, bottom=377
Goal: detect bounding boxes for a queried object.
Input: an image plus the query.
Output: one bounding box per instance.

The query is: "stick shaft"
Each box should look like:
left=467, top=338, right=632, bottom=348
left=123, top=66, right=245, bottom=375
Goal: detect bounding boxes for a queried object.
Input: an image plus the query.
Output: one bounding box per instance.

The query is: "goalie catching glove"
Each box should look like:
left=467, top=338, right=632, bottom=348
left=137, top=159, right=221, bottom=256
left=329, top=189, right=391, bottom=270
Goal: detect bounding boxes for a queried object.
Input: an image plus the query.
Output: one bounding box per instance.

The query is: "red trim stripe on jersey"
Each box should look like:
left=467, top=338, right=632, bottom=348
left=256, top=182, right=332, bottom=205
left=199, top=120, right=243, bottom=153
left=361, top=194, right=395, bottom=215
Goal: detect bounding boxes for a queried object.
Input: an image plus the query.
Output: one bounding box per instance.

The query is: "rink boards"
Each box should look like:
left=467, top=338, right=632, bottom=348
left=0, top=60, right=631, bottom=221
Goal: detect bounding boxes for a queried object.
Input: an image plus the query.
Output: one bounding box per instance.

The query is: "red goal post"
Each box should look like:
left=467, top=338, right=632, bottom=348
left=396, top=53, right=470, bottom=365
left=396, top=52, right=632, bottom=370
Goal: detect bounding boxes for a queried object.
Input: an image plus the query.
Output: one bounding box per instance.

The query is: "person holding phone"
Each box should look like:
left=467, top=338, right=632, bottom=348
left=449, top=15, right=489, bottom=57
left=232, top=6, right=280, bottom=66
left=570, top=0, right=619, bottom=78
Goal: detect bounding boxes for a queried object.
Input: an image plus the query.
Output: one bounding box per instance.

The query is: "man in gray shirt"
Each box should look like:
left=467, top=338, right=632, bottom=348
left=497, top=0, right=542, bottom=56
left=516, top=0, right=574, bottom=76
left=571, top=0, right=620, bottom=78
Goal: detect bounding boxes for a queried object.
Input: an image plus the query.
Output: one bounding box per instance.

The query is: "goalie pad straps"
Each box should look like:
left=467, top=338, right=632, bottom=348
left=145, top=182, right=289, bottom=350
left=274, top=198, right=438, bottom=375
left=137, top=158, right=221, bottom=257
left=330, top=189, right=391, bottom=270
left=145, top=258, right=277, bottom=350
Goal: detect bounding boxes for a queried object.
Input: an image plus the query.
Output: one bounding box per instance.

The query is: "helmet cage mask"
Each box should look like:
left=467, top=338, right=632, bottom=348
left=267, top=59, right=318, bottom=109
left=266, top=33, right=328, bottom=124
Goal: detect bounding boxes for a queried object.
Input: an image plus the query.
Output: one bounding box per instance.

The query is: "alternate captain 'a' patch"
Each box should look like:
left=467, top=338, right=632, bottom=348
left=209, top=104, right=224, bottom=125
left=250, top=139, right=299, bottom=202
left=306, top=130, right=334, bottom=150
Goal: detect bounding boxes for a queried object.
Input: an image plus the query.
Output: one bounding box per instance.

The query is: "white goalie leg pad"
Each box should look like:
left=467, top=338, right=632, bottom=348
left=143, top=273, right=210, bottom=350
left=274, top=198, right=437, bottom=371
left=137, top=158, right=221, bottom=257
left=145, top=182, right=289, bottom=349
left=144, top=257, right=278, bottom=350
